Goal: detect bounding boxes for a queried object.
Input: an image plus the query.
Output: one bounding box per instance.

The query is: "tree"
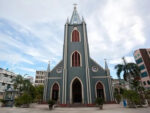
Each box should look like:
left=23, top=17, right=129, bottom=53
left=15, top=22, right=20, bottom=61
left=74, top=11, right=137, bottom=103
left=114, top=88, right=121, bottom=104
left=13, top=75, right=36, bottom=107
left=15, top=92, right=32, bottom=107
left=123, top=90, right=140, bottom=108
left=115, top=63, right=140, bottom=87
left=12, top=75, right=24, bottom=93
left=35, top=85, right=44, bottom=103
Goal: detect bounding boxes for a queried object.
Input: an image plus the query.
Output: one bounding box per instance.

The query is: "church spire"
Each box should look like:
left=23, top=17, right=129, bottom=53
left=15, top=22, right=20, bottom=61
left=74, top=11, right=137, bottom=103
left=47, top=61, right=50, bottom=72
left=105, top=59, right=110, bottom=76
left=105, top=59, right=109, bottom=70
left=70, top=4, right=81, bottom=24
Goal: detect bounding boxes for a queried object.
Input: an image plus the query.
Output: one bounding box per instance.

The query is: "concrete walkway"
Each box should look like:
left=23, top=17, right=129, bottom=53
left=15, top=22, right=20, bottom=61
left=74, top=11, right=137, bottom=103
left=0, top=104, right=150, bottom=113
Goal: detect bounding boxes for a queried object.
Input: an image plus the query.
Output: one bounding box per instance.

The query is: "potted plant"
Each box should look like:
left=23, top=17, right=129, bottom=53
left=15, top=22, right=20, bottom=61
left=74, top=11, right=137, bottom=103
left=1, top=99, right=6, bottom=107
left=95, top=97, right=104, bottom=110
left=48, top=100, right=55, bottom=110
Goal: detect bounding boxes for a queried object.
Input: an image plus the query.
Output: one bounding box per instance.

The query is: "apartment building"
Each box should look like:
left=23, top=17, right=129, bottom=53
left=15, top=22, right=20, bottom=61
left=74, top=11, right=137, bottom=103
left=0, top=68, right=17, bottom=99
left=134, top=48, right=150, bottom=89
left=35, top=71, right=47, bottom=86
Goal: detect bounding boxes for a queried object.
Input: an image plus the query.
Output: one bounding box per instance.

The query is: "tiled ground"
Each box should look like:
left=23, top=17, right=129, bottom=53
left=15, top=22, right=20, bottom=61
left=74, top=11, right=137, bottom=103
left=0, top=104, right=150, bottom=113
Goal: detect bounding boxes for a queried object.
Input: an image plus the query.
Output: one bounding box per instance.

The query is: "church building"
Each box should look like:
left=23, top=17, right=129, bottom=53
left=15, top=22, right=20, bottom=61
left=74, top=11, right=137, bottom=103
left=43, top=6, right=113, bottom=105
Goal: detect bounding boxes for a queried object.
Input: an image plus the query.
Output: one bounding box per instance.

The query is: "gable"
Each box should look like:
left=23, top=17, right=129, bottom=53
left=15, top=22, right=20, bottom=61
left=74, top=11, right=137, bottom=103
left=48, top=60, right=63, bottom=77
left=89, top=58, right=107, bottom=76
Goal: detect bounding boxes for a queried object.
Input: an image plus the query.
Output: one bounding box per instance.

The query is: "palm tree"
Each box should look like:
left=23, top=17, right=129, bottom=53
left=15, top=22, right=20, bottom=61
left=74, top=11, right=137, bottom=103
left=12, top=75, right=24, bottom=93
left=115, top=62, right=140, bottom=88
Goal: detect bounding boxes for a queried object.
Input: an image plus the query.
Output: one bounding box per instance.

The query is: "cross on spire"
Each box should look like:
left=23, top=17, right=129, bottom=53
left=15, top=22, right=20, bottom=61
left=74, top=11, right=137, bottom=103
left=73, top=3, right=77, bottom=9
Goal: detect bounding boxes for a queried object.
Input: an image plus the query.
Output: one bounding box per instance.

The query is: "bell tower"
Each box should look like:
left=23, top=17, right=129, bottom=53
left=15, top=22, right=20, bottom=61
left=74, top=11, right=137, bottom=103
left=62, top=5, right=92, bottom=104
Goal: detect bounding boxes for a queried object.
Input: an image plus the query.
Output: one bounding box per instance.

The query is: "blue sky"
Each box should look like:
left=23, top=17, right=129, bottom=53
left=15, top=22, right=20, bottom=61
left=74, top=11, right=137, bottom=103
left=0, top=0, right=150, bottom=80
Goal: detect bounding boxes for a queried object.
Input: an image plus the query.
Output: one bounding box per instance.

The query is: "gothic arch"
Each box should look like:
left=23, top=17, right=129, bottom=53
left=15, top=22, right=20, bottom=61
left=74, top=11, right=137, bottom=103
left=50, top=82, right=60, bottom=102
left=70, top=76, right=84, bottom=104
left=95, top=81, right=106, bottom=101
left=71, top=27, right=81, bottom=42
left=70, top=50, right=82, bottom=67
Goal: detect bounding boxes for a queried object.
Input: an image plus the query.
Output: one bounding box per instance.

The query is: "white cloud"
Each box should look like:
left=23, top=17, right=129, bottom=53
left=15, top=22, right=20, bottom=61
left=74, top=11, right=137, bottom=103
left=18, top=67, right=35, bottom=73
left=0, top=0, right=149, bottom=77
left=87, top=0, right=147, bottom=60
left=109, top=56, right=135, bottom=65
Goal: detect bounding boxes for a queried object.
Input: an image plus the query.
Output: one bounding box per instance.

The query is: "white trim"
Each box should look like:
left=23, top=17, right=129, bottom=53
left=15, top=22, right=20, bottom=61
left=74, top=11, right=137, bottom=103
left=83, top=23, right=91, bottom=104
left=92, top=76, right=111, bottom=79
left=108, top=77, right=113, bottom=101
left=48, top=77, right=62, bottom=79
left=70, top=27, right=81, bottom=42
left=50, top=81, right=60, bottom=102
left=62, top=24, right=68, bottom=104
left=95, top=81, right=106, bottom=101
left=70, top=50, right=82, bottom=67
left=70, top=76, right=84, bottom=104
left=43, top=72, right=48, bottom=101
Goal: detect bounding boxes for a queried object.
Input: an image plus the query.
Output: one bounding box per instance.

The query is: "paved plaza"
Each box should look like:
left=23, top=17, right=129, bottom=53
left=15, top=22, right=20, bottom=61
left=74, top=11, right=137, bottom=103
left=0, top=104, right=150, bottom=113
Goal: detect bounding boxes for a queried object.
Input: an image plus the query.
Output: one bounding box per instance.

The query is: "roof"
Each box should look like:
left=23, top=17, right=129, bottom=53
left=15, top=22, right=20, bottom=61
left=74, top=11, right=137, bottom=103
left=70, top=5, right=82, bottom=24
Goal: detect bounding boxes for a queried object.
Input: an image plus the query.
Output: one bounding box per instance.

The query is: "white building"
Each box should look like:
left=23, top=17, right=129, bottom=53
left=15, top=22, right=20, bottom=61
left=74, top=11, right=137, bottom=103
left=35, top=70, right=47, bottom=86
left=0, top=68, right=17, bottom=99
left=134, top=48, right=150, bottom=89
left=25, top=75, right=34, bottom=84
left=112, top=79, right=130, bottom=90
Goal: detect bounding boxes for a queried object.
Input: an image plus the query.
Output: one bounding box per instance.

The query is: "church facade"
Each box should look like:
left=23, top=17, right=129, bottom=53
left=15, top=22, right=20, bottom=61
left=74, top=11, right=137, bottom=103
left=43, top=6, right=113, bottom=105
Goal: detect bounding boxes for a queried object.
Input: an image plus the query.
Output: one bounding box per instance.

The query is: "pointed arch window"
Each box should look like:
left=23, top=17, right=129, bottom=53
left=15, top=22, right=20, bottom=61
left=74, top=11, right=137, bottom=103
left=72, top=30, right=80, bottom=42
left=52, top=83, right=59, bottom=101
left=72, top=51, right=81, bottom=67
left=96, top=82, right=104, bottom=99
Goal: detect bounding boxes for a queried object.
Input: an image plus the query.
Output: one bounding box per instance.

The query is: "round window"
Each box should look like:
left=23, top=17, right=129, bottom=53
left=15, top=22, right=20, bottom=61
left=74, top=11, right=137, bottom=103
left=92, top=66, right=98, bottom=72
left=56, top=67, right=62, bottom=73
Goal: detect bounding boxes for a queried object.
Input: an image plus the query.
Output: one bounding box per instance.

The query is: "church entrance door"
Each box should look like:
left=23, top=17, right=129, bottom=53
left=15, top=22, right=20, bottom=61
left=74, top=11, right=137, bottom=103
left=52, top=83, right=59, bottom=101
left=72, top=79, right=82, bottom=103
left=96, top=82, right=104, bottom=99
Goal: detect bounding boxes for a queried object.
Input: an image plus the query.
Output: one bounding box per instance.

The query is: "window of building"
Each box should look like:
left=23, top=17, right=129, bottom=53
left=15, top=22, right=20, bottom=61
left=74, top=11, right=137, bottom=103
left=72, top=30, right=80, bottom=42
left=147, top=80, right=150, bottom=85
left=141, top=71, right=148, bottom=78
left=139, top=64, right=145, bottom=71
left=92, top=66, right=98, bottom=72
left=136, top=58, right=143, bottom=64
left=2, top=83, right=5, bottom=86
left=134, top=55, right=137, bottom=59
left=143, top=81, right=146, bottom=85
left=72, top=51, right=81, bottom=67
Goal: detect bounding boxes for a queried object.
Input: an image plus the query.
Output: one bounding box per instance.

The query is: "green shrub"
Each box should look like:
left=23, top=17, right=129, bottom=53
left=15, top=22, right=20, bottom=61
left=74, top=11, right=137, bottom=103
left=123, top=90, right=140, bottom=107
left=115, top=94, right=121, bottom=104
left=0, top=99, right=6, bottom=105
left=95, top=97, right=104, bottom=105
left=15, top=92, right=32, bottom=107
left=48, top=100, right=55, bottom=105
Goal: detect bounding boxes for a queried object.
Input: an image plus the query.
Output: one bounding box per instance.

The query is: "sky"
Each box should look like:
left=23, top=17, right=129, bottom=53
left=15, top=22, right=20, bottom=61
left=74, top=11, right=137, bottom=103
left=0, top=0, right=150, bottom=80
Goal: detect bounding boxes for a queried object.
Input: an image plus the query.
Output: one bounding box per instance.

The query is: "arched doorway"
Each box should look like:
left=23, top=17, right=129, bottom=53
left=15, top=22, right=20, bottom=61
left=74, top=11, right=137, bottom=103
left=72, top=78, right=82, bottom=103
left=96, top=82, right=104, bottom=99
left=52, top=83, right=59, bottom=101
